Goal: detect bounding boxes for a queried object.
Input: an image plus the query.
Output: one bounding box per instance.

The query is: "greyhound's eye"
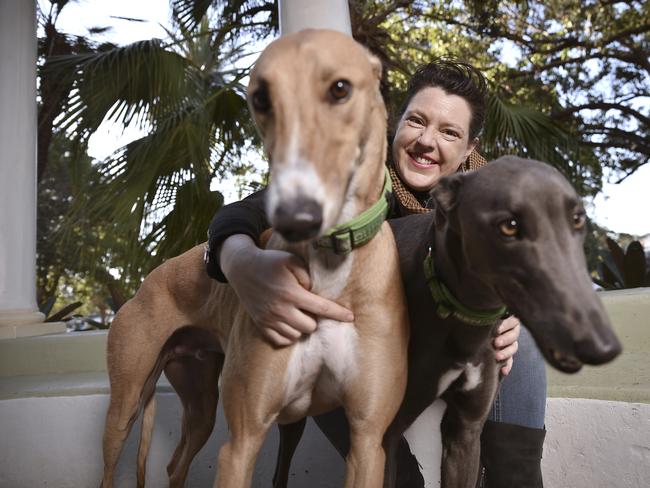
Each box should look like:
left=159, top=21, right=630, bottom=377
left=329, top=79, right=352, bottom=102
left=251, top=87, right=271, bottom=114
left=573, top=211, right=587, bottom=230
left=498, top=218, right=519, bottom=238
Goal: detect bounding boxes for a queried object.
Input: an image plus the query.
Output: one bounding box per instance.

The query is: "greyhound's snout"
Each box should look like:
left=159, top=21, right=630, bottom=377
left=274, top=197, right=323, bottom=242
left=575, top=332, right=622, bottom=365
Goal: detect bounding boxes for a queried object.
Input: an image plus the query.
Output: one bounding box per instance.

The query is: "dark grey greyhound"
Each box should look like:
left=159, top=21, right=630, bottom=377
left=272, top=156, right=622, bottom=488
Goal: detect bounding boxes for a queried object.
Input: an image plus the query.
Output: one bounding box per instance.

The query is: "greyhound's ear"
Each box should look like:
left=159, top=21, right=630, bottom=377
left=431, top=174, right=464, bottom=225
left=367, top=52, right=383, bottom=81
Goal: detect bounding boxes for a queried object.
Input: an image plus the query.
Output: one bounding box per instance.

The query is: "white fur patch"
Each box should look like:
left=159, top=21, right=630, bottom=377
left=436, top=368, right=463, bottom=397
left=461, top=363, right=483, bottom=392
left=266, top=121, right=327, bottom=230
left=267, top=163, right=324, bottom=222
left=282, top=320, right=359, bottom=414
left=436, top=363, right=484, bottom=397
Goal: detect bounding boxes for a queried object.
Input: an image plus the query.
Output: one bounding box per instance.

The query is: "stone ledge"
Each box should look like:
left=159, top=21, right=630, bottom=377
left=0, top=321, right=66, bottom=340
left=1, top=289, right=648, bottom=405
left=0, top=330, right=107, bottom=376
left=0, top=371, right=171, bottom=401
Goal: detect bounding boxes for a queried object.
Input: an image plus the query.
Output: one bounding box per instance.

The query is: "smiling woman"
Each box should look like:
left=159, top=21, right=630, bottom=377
left=390, top=62, right=486, bottom=193
left=392, top=86, right=478, bottom=192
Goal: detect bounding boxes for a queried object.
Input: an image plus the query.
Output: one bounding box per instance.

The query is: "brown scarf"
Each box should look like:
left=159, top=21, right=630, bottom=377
left=389, top=149, right=487, bottom=215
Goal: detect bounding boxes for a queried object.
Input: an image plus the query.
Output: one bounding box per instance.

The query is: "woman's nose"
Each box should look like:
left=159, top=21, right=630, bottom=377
left=416, top=125, right=437, bottom=148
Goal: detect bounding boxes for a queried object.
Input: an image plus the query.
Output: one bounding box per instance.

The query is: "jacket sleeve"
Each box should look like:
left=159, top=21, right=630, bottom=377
left=205, top=187, right=269, bottom=282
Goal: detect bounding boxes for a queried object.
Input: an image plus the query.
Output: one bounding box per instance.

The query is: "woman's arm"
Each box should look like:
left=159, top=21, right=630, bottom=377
left=206, top=190, right=354, bottom=347
left=220, top=235, right=354, bottom=346
left=205, top=189, right=269, bottom=282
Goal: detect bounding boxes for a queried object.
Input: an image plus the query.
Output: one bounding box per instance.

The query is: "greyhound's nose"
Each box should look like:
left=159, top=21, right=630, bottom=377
left=274, top=197, right=323, bottom=242
left=575, top=334, right=622, bottom=365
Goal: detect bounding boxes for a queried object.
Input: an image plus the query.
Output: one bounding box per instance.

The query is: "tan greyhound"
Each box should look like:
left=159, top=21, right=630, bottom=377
left=100, top=29, right=409, bottom=488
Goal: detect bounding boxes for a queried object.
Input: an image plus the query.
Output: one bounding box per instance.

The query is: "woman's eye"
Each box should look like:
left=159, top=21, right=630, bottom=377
left=498, top=218, right=519, bottom=238
left=406, top=116, right=424, bottom=126
left=573, top=211, right=587, bottom=230
left=441, top=129, right=460, bottom=140
left=329, top=79, right=352, bottom=102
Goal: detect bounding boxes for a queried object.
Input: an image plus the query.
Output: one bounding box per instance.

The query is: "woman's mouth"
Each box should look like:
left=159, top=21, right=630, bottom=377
left=408, top=153, right=438, bottom=168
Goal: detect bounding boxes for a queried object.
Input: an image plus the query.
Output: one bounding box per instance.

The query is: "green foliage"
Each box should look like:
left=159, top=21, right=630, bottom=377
left=594, top=237, right=650, bottom=289
left=412, top=0, right=649, bottom=190
left=343, top=1, right=609, bottom=195
left=36, top=0, right=648, bottom=315
left=40, top=4, right=270, bottom=297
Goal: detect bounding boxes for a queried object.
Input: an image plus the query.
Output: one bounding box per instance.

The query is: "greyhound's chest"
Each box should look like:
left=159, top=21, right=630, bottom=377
left=280, top=320, right=359, bottom=421
left=279, top=255, right=359, bottom=421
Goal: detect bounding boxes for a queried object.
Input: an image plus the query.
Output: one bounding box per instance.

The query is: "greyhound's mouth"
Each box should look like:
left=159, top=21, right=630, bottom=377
left=546, top=347, right=583, bottom=373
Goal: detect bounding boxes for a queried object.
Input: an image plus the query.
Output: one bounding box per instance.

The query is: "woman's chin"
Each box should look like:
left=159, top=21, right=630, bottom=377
left=400, top=167, right=441, bottom=191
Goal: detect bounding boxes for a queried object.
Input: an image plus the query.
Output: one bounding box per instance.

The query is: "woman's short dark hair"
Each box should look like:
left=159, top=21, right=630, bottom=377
left=398, top=59, right=488, bottom=140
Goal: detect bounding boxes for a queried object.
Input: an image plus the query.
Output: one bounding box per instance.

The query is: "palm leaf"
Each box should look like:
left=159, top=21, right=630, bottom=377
left=482, top=94, right=570, bottom=162
left=52, top=12, right=257, bottom=284
left=48, top=39, right=190, bottom=138
left=171, top=0, right=276, bottom=36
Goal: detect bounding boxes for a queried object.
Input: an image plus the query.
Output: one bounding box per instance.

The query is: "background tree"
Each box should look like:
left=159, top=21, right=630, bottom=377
left=38, top=0, right=649, bottom=316
left=38, top=1, right=274, bottom=313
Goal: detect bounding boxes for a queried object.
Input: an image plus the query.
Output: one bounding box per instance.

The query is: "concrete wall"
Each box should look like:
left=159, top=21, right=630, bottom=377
left=1, top=288, right=649, bottom=487
left=0, top=393, right=344, bottom=488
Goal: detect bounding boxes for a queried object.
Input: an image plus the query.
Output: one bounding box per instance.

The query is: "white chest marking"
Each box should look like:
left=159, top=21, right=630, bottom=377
left=282, top=320, right=359, bottom=412
left=461, top=363, right=483, bottom=392
left=437, top=369, right=463, bottom=397
left=437, top=363, right=484, bottom=397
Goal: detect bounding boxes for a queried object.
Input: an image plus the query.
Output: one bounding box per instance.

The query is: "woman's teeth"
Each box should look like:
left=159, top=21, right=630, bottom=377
left=412, top=155, right=434, bottom=165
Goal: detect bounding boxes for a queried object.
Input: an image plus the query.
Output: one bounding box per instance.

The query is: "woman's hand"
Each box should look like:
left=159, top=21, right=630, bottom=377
left=220, top=234, right=354, bottom=347
left=493, top=315, right=521, bottom=376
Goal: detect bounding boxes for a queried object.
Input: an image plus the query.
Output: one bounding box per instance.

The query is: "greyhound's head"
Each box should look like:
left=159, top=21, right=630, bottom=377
left=247, top=29, right=386, bottom=243
left=432, top=156, right=622, bottom=373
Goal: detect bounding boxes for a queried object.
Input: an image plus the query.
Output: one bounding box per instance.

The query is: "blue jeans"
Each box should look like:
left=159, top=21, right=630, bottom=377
left=488, top=325, right=547, bottom=429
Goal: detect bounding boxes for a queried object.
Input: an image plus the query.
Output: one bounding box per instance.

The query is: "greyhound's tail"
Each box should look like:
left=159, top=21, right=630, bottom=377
left=136, top=393, right=157, bottom=488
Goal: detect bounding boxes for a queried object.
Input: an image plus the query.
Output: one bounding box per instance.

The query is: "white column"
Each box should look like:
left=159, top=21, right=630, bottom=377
left=0, top=0, right=65, bottom=339
left=279, top=0, right=351, bottom=36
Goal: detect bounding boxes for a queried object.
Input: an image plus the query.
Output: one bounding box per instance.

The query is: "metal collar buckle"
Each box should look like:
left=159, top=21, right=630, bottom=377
left=330, top=228, right=354, bottom=255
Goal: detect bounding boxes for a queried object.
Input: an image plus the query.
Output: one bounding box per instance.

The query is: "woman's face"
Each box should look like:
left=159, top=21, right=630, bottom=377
left=392, top=86, right=478, bottom=192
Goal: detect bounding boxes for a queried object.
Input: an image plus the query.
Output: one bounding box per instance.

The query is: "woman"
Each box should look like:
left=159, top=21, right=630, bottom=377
left=205, top=60, right=546, bottom=487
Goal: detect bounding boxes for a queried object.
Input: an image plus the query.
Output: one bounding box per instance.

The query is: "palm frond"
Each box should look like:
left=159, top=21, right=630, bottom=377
left=483, top=94, right=571, bottom=161
left=171, top=0, right=217, bottom=31
left=48, top=39, right=190, bottom=138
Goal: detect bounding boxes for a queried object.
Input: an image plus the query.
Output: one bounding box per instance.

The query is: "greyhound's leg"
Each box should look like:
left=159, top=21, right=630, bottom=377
left=215, top=321, right=290, bottom=488
left=272, top=419, right=307, bottom=488
left=101, top=332, right=169, bottom=488
left=440, top=365, right=499, bottom=488
left=383, top=386, right=439, bottom=488
left=101, top=388, right=145, bottom=488
left=136, top=393, right=156, bottom=488
left=215, top=391, right=275, bottom=488
left=166, top=351, right=224, bottom=488
left=344, top=349, right=407, bottom=487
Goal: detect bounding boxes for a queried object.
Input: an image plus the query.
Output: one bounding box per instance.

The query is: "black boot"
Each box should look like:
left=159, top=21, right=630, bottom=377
left=394, top=436, right=425, bottom=488
left=479, top=420, right=546, bottom=488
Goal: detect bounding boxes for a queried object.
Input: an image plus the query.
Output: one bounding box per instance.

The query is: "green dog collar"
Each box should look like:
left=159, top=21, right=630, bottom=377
left=315, top=167, right=392, bottom=255
left=424, top=249, right=507, bottom=327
